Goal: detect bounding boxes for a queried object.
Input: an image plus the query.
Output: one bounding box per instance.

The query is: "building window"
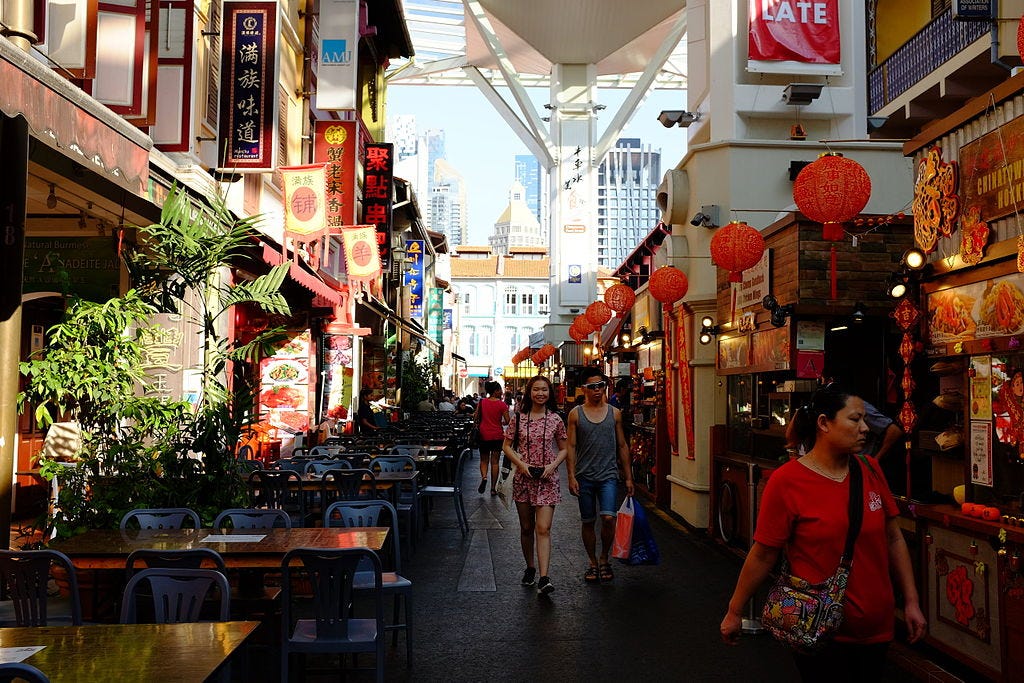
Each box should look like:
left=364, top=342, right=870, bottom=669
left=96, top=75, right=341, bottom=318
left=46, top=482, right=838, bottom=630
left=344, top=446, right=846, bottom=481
left=466, top=326, right=478, bottom=355
left=521, top=292, right=534, bottom=315
left=462, top=288, right=473, bottom=316
left=538, top=292, right=548, bottom=313
left=480, top=326, right=492, bottom=356
left=504, top=286, right=517, bottom=315
left=507, top=327, right=518, bottom=355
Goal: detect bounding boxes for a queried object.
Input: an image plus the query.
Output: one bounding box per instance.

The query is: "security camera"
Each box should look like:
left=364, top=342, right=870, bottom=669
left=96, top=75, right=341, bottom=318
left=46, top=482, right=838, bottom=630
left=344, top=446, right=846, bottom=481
left=689, top=205, right=719, bottom=228
left=690, top=212, right=709, bottom=227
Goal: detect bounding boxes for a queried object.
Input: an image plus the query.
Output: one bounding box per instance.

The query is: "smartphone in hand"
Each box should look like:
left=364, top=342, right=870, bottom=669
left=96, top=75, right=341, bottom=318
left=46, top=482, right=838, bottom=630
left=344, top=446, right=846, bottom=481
left=528, top=466, right=544, bottom=479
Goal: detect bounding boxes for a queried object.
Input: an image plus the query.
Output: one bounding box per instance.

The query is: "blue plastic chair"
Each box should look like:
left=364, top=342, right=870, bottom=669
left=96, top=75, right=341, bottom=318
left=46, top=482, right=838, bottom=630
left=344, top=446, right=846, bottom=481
left=305, top=459, right=352, bottom=476
left=214, top=508, right=292, bottom=529
left=323, top=500, right=413, bottom=666
left=120, top=567, right=230, bottom=624
left=0, top=662, right=49, bottom=683
left=280, top=548, right=385, bottom=682
left=0, top=550, right=82, bottom=627
left=247, top=470, right=306, bottom=527
left=119, top=508, right=201, bottom=531
left=419, top=448, right=471, bottom=535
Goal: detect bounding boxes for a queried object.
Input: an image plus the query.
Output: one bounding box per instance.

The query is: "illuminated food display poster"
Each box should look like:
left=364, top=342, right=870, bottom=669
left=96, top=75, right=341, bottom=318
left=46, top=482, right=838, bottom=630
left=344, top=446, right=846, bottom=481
left=927, top=272, right=1024, bottom=346
left=259, top=331, right=311, bottom=440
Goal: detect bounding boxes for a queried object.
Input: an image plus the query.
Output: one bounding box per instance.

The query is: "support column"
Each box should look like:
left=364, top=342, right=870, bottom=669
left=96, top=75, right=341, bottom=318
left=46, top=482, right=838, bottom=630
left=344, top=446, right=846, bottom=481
left=0, top=114, right=29, bottom=551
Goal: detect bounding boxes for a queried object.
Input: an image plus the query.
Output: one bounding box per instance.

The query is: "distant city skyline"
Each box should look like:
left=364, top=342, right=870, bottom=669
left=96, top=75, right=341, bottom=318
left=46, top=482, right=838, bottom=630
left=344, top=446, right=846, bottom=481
left=386, top=85, right=687, bottom=245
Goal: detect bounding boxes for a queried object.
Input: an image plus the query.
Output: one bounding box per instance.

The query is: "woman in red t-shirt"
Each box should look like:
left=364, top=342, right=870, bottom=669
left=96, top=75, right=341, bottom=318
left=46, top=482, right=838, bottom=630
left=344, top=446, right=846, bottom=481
left=720, top=384, right=926, bottom=681
left=476, top=380, right=510, bottom=494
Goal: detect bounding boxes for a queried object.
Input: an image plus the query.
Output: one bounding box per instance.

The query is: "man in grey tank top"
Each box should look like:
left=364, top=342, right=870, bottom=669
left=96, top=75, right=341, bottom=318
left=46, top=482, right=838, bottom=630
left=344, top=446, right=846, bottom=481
left=567, top=368, right=633, bottom=583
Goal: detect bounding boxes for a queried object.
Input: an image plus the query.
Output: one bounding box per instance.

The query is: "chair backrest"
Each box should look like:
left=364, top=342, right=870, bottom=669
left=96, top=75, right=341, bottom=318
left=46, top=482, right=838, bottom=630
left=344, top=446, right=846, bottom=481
left=125, top=548, right=227, bottom=579
left=0, top=550, right=81, bottom=627
left=0, top=662, right=50, bottom=683
left=119, top=508, right=201, bottom=531
left=305, top=459, right=351, bottom=475
left=280, top=547, right=383, bottom=641
left=389, top=445, right=426, bottom=459
left=321, top=468, right=376, bottom=502
left=273, top=458, right=305, bottom=474
left=237, top=444, right=255, bottom=460
left=370, top=455, right=416, bottom=473
left=120, top=568, right=230, bottom=624
left=307, top=445, right=342, bottom=457
left=450, top=448, right=472, bottom=491
left=236, top=457, right=261, bottom=474
left=213, top=508, right=292, bottom=530
left=323, top=500, right=402, bottom=572
left=247, top=469, right=303, bottom=511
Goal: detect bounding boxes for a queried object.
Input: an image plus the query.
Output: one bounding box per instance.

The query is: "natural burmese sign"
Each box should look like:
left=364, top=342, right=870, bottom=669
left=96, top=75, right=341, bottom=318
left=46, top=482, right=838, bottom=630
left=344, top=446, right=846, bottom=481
left=23, top=237, right=119, bottom=302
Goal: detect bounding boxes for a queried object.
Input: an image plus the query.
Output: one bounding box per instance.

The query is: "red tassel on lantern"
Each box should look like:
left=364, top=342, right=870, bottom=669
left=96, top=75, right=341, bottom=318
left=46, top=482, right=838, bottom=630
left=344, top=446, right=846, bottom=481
left=709, top=221, right=766, bottom=282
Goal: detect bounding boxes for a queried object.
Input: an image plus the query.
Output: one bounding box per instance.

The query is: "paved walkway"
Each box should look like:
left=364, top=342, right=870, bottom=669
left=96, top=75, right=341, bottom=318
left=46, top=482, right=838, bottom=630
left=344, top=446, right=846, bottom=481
left=378, top=454, right=909, bottom=682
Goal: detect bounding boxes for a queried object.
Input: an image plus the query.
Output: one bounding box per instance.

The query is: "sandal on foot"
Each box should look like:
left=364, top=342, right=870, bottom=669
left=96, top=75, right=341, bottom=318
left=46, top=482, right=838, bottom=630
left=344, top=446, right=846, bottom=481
left=478, top=479, right=487, bottom=494
left=599, top=564, right=614, bottom=581
left=584, top=566, right=599, bottom=583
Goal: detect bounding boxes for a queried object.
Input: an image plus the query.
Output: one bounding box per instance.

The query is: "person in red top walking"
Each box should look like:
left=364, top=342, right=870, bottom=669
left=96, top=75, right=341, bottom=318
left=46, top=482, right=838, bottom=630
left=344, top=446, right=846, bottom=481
left=476, top=380, right=510, bottom=495
left=720, top=384, right=926, bottom=682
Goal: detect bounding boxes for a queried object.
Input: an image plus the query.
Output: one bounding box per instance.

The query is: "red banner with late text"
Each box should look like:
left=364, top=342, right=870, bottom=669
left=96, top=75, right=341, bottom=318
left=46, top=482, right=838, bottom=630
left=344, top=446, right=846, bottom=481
left=748, top=0, right=840, bottom=64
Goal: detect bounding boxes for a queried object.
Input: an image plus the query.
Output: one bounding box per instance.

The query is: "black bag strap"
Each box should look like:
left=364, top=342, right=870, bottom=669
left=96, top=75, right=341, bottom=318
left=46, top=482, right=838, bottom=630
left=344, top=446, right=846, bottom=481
left=512, top=412, right=521, bottom=452
left=840, top=455, right=865, bottom=565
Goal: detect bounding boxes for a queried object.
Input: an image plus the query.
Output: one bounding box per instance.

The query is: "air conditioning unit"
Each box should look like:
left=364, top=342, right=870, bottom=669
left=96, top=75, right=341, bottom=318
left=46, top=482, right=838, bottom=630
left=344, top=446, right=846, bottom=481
left=538, top=308, right=549, bottom=315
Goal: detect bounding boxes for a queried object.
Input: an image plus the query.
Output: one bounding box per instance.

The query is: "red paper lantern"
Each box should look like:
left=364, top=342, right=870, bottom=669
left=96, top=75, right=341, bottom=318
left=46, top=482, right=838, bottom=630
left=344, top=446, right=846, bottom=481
left=793, top=153, right=872, bottom=241
left=531, top=351, right=544, bottom=366
left=603, top=283, right=636, bottom=313
left=585, top=301, right=613, bottom=327
left=648, top=266, right=689, bottom=306
left=1018, top=13, right=1024, bottom=61
left=541, top=343, right=557, bottom=360
left=709, top=221, right=766, bottom=283
left=574, top=315, right=596, bottom=336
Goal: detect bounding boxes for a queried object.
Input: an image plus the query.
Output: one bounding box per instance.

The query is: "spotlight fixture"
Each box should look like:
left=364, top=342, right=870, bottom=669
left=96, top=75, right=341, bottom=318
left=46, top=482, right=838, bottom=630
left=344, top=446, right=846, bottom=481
left=885, top=273, right=910, bottom=299
left=762, top=294, right=779, bottom=312
left=782, top=83, right=824, bottom=106
left=866, top=116, right=888, bottom=132
left=46, top=183, right=57, bottom=209
left=902, top=247, right=926, bottom=271
left=851, top=302, right=866, bottom=323
left=690, top=205, right=719, bottom=228
left=770, top=304, right=794, bottom=328
left=698, top=315, right=720, bottom=345
left=657, top=110, right=701, bottom=128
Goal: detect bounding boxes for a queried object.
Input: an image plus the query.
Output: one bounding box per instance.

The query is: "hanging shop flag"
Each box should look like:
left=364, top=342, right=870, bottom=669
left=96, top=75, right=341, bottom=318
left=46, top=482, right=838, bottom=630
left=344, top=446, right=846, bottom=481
left=428, top=288, right=444, bottom=344
left=404, top=239, right=425, bottom=319
left=313, top=120, right=360, bottom=227
left=362, top=143, right=394, bottom=270
left=747, top=0, right=840, bottom=75
left=341, top=224, right=381, bottom=294
left=281, top=164, right=328, bottom=235
left=315, top=0, right=359, bottom=111
left=218, top=0, right=278, bottom=171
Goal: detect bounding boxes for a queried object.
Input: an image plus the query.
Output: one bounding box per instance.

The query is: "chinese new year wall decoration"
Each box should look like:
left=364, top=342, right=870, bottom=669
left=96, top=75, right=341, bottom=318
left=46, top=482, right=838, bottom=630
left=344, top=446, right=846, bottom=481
left=912, top=147, right=960, bottom=254
left=793, top=153, right=872, bottom=241
left=958, top=206, right=990, bottom=266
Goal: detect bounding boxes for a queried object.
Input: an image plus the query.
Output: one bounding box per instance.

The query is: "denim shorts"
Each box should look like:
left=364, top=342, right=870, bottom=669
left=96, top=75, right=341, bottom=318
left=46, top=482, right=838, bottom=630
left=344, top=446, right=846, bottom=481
left=576, top=478, right=618, bottom=522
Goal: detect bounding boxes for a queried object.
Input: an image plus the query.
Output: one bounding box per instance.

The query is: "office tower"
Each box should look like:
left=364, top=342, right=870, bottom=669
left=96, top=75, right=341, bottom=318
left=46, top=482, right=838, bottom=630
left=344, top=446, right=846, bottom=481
left=431, top=159, right=468, bottom=248
left=597, top=138, right=661, bottom=269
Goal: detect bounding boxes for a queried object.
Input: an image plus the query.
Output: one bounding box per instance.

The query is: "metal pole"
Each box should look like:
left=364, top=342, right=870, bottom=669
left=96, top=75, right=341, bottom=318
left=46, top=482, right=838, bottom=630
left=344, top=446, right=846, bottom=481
left=741, top=462, right=764, bottom=635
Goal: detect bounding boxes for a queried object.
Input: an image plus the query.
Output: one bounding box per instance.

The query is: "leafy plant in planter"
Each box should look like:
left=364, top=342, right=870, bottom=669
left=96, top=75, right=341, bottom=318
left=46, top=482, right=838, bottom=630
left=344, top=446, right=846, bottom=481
left=400, top=353, right=440, bottom=411
left=21, top=187, right=291, bottom=537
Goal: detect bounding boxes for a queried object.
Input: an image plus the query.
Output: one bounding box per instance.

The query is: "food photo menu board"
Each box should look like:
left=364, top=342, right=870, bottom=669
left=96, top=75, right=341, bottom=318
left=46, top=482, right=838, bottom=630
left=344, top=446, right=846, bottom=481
left=259, top=331, right=311, bottom=455
left=926, top=271, right=1024, bottom=346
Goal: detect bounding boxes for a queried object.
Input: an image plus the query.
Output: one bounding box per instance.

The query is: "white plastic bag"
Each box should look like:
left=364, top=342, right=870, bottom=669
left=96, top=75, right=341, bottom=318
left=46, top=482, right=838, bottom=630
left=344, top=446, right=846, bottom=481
left=494, top=455, right=515, bottom=511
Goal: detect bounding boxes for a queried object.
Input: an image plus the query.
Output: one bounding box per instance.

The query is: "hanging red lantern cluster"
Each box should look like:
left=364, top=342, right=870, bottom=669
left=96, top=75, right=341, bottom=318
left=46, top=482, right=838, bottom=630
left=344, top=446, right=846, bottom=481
left=603, top=283, right=635, bottom=313
left=511, top=347, right=532, bottom=364
left=648, top=266, right=689, bottom=307
left=793, top=153, right=872, bottom=241
left=530, top=343, right=557, bottom=366
left=568, top=321, right=588, bottom=342
left=709, top=221, right=766, bottom=282
left=585, top=301, right=613, bottom=326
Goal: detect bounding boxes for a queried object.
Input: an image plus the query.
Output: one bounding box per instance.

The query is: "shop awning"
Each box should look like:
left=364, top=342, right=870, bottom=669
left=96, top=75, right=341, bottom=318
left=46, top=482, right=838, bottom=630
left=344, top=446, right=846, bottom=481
left=0, top=39, right=150, bottom=197
left=357, top=293, right=440, bottom=353
left=261, top=243, right=343, bottom=305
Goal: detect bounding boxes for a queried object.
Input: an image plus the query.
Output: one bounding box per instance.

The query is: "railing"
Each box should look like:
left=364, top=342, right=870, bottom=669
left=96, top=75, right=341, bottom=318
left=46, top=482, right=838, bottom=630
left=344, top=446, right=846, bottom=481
left=868, top=9, right=990, bottom=113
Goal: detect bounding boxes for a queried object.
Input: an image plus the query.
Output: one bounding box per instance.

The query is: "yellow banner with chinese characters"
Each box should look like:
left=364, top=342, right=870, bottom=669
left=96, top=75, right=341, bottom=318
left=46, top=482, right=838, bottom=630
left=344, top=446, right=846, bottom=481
left=342, top=224, right=382, bottom=293
left=281, top=163, right=328, bottom=235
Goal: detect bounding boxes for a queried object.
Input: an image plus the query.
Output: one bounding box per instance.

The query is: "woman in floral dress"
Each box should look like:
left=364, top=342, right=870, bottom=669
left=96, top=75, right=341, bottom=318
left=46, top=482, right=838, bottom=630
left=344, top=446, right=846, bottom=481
left=503, top=375, right=567, bottom=595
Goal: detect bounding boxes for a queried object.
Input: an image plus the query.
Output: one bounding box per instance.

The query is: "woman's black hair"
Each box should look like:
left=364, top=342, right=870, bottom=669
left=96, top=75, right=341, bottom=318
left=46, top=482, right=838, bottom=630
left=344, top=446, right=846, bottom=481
left=483, top=380, right=502, bottom=396
left=786, top=383, right=857, bottom=451
left=519, top=375, right=557, bottom=414
left=360, top=387, right=374, bottom=401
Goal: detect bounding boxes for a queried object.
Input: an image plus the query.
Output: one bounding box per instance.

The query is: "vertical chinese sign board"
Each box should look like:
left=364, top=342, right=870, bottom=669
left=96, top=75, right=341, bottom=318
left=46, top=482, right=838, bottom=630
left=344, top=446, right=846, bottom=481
left=362, top=143, right=394, bottom=270
left=219, top=0, right=278, bottom=171
left=428, top=288, right=444, bottom=345
left=404, top=239, right=425, bottom=319
left=313, top=120, right=358, bottom=228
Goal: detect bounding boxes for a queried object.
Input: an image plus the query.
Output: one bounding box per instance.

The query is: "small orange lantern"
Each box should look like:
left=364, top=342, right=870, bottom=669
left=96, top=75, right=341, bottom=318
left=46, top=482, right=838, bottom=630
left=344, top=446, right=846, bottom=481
left=585, top=301, right=613, bottom=327
left=603, top=283, right=636, bottom=313
left=793, top=153, right=872, bottom=241
left=709, top=221, right=766, bottom=282
left=648, top=266, right=689, bottom=306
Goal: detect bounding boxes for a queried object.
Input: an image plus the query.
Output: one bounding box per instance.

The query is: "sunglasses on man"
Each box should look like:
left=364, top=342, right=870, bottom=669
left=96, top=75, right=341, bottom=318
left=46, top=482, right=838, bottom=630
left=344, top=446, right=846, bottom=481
left=582, top=381, right=607, bottom=390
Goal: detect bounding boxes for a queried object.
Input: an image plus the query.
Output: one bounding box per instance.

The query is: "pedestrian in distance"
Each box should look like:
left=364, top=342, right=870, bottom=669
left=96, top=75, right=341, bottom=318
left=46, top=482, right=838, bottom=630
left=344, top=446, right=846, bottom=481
left=476, top=380, right=510, bottom=495
left=566, top=368, right=633, bottom=584
left=357, top=388, right=379, bottom=434
left=502, top=375, right=567, bottom=595
left=720, top=384, right=926, bottom=682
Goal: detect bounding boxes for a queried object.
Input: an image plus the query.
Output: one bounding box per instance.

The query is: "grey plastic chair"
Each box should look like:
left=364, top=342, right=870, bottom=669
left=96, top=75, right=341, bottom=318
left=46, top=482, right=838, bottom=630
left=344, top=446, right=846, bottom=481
left=214, top=508, right=292, bottom=529
left=0, top=662, right=49, bottom=683
left=119, top=508, right=201, bottom=531
left=280, top=547, right=385, bottom=682
left=419, top=448, right=471, bottom=535
left=305, top=459, right=352, bottom=476
left=0, top=550, right=82, bottom=627
left=125, top=548, right=226, bottom=578
left=120, top=567, right=230, bottom=624
left=323, top=500, right=413, bottom=666
left=247, top=470, right=306, bottom=527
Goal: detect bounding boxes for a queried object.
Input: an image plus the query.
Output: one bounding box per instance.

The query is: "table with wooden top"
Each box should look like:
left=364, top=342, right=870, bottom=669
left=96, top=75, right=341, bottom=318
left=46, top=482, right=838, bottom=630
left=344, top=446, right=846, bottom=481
left=0, top=621, right=258, bottom=682
left=49, top=527, right=389, bottom=571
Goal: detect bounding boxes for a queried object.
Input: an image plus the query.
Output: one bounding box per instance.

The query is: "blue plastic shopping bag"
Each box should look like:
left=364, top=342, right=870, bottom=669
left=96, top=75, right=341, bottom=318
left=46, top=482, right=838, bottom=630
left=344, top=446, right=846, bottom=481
left=626, top=500, right=660, bottom=566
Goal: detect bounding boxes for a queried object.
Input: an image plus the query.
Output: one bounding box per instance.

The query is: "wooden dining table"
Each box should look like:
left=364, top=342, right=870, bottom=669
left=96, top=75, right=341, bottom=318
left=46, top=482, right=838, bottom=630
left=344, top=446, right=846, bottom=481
left=0, top=621, right=258, bottom=682
left=49, top=527, right=389, bottom=571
